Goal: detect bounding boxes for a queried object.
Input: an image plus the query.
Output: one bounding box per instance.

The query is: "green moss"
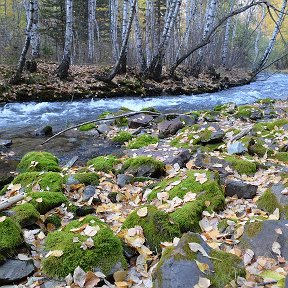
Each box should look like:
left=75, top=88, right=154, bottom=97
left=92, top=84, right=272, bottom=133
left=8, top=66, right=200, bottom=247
left=42, top=215, right=127, bottom=277
left=28, top=192, right=68, bottom=214
left=122, top=156, right=165, bottom=177
left=0, top=218, right=23, bottom=255
left=17, top=151, right=60, bottom=173
left=170, top=124, right=201, bottom=148
left=245, top=221, right=263, bottom=238
left=122, top=205, right=181, bottom=251
left=257, top=189, right=282, bottom=214
left=225, top=156, right=257, bottom=175
left=253, top=119, right=288, bottom=133
left=79, top=123, right=96, bottom=131
left=141, top=107, right=159, bottom=113
left=98, top=111, right=112, bottom=119
left=73, top=172, right=99, bottom=186
left=210, top=250, right=246, bottom=287
left=274, top=152, right=288, bottom=163
left=11, top=172, right=64, bottom=193
left=126, top=134, right=158, bottom=149
left=114, top=117, right=128, bottom=127
left=12, top=203, right=40, bottom=227
left=45, top=215, right=62, bottom=228
left=87, top=155, right=120, bottom=173
left=235, top=105, right=259, bottom=118
left=112, top=131, right=134, bottom=144
left=256, top=98, right=275, bottom=104
left=248, top=138, right=274, bottom=157
left=213, top=104, right=229, bottom=112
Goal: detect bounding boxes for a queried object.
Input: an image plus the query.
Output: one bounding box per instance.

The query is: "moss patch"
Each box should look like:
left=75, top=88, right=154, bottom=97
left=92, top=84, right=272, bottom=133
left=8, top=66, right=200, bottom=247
left=114, top=117, right=128, bottom=127
left=79, top=123, right=96, bottom=131
left=87, top=155, right=120, bottom=173
left=28, top=192, right=67, bottom=214
left=225, top=156, right=257, bottom=175
left=122, top=205, right=181, bottom=251
left=245, top=221, right=264, bottom=238
left=126, top=134, right=158, bottom=149
left=248, top=138, right=274, bottom=157
left=17, top=151, right=60, bottom=173
left=45, top=215, right=62, bottom=228
left=112, top=131, right=133, bottom=144
left=0, top=218, right=23, bottom=255
left=73, top=172, right=99, bottom=186
left=42, top=215, right=127, bottom=277
left=274, top=152, right=288, bottom=163
left=235, top=105, right=261, bottom=118
left=12, top=203, right=40, bottom=227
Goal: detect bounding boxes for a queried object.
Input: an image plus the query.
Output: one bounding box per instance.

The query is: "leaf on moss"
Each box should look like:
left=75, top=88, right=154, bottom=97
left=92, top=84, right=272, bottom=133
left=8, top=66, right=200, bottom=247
left=137, top=207, right=148, bottom=217
left=188, top=242, right=209, bottom=257
left=45, top=250, right=64, bottom=258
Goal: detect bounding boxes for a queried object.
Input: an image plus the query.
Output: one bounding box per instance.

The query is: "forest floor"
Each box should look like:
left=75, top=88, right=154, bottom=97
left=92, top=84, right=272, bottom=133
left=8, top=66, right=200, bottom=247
left=0, top=98, right=288, bottom=287
left=0, top=62, right=252, bottom=102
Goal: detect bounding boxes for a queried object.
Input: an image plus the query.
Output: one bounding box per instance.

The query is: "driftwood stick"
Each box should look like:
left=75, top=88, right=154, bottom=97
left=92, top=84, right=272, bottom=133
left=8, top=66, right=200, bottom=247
left=230, top=125, right=253, bottom=142
left=0, top=194, right=25, bottom=211
left=41, top=110, right=187, bottom=145
left=63, top=156, right=79, bottom=169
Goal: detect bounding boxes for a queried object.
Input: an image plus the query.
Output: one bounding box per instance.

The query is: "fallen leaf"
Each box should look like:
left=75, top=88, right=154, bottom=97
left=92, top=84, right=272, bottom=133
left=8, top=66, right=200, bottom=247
left=17, top=254, right=31, bottom=261
left=35, top=197, right=43, bottom=203
left=137, top=207, right=148, bottom=217
left=73, top=266, right=86, bottom=288
left=189, top=242, right=209, bottom=258
left=45, top=250, right=64, bottom=258
left=195, top=173, right=208, bottom=184
left=195, top=260, right=210, bottom=274
left=82, top=225, right=100, bottom=237
left=85, top=271, right=101, bottom=288
left=194, top=277, right=211, bottom=288
left=0, top=216, right=6, bottom=223
left=234, top=225, right=244, bottom=239
left=243, top=249, right=254, bottom=266
left=272, top=241, right=281, bottom=256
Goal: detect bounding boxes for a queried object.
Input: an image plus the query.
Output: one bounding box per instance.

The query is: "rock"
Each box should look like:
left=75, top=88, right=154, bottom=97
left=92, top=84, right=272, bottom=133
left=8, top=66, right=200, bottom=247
left=176, top=114, right=197, bottom=126
left=42, top=279, right=66, bottom=288
left=83, top=185, right=96, bottom=201
left=84, top=129, right=100, bottom=137
left=199, top=124, right=225, bottom=144
left=227, top=141, right=248, bottom=155
left=240, top=220, right=288, bottom=259
left=66, top=175, right=80, bottom=185
left=124, top=144, right=191, bottom=168
left=250, top=110, right=263, bottom=120
left=0, top=260, right=35, bottom=285
left=34, top=126, right=53, bottom=136
left=225, top=180, right=257, bottom=199
left=0, top=140, right=12, bottom=148
left=158, top=119, right=184, bottom=138
left=153, top=232, right=245, bottom=288
left=97, top=124, right=111, bottom=134
left=75, top=206, right=95, bottom=217
left=128, top=114, right=154, bottom=128
left=0, top=175, right=14, bottom=190
left=117, top=174, right=133, bottom=188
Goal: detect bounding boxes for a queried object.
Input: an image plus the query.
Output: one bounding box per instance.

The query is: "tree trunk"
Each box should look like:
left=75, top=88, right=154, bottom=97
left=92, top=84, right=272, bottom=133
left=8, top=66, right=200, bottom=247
left=56, top=0, right=73, bottom=80
left=119, top=0, right=129, bottom=73
left=253, top=0, right=287, bottom=74
left=110, top=0, right=119, bottom=62
left=254, top=6, right=266, bottom=64
left=10, top=0, right=34, bottom=84
left=88, top=0, right=96, bottom=63
left=145, top=0, right=154, bottom=67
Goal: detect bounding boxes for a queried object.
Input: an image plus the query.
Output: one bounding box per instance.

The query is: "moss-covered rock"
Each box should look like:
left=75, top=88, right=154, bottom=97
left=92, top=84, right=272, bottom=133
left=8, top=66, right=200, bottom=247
left=0, top=218, right=23, bottom=255
left=79, top=123, right=96, bottom=131
left=17, top=151, right=60, bottom=173
left=122, top=205, right=181, bottom=251
left=225, top=156, right=257, bottom=175
left=256, top=98, right=275, bottom=105
left=112, top=131, right=134, bottom=144
left=42, top=215, right=127, bottom=278
left=274, top=152, right=288, bottom=163
left=126, top=134, right=158, bottom=149
left=114, top=116, right=129, bottom=127
left=170, top=124, right=201, bottom=148
left=248, top=138, right=274, bottom=157
left=28, top=192, right=67, bottom=214
left=235, top=105, right=261, bottom=119
left=121, top=156, right=165, bottom=178
left=87, top=155, right=120, bottom=173
left=45, top=215, right=62, bottom=228
left=148, top=170, right=225, bottom=232
left=72, top=172, right=99, bottom=186
left=12, top=203, right=40, bottom=227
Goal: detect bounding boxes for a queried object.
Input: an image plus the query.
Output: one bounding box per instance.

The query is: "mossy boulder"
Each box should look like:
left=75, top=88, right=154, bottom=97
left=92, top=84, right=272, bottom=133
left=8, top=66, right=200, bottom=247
left=248, top=138, right=274, bottom=157
left=112, top=131, right=134, bottom=144
left=121, top=156, right=165, bottom=178
left=65, top=172, right=99, bottom=186
left=45, top=215, right=62, bottom=228
left=153, top=232, right=245, bottom=288
left=28, top=192, right=67, bottom=214
left=235, top=105, right=262, bottom=119
left=126, top=134, right=158, bottom=149
left=79, top=123, right=96, bottom=131
left=114, top=116, right=129, bottom=127
left=122, top=205, right=181, bottom=251
left=224, top=155, right=257, bottom=175
left=0, top=218, right=23, bottom=255
left=17, top=152, right=60, bottom=173
left=87, top=155, right=120, bottom=173
left=12, top=203, right=40, bottom=227
left=148, top=170, right=225, bottom=232
left=42, top=215, right=127, bottom=278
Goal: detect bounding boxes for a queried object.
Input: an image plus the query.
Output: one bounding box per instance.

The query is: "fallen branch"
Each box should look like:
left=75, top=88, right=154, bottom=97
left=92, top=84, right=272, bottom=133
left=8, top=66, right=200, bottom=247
left=0, top=194, right=25, bottom=211
left=230, top=126, right=253, bottom=142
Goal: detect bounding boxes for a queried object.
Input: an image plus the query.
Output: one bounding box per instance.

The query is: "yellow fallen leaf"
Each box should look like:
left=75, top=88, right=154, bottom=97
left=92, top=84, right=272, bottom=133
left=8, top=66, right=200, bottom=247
left=195, top=260, right=209, bottom=274
left=35, top=198, right=43, bottom=203
left=45, top=250, right=64, bottom=258
left=137, top=207, right=148, bottom=217
left=115, top=281, right=128, bottom=288
left=0, top=216, right=7, bottom=223
left=82, top=225, right=100, bottom=237
left=234, top=225, right=244, bottom=239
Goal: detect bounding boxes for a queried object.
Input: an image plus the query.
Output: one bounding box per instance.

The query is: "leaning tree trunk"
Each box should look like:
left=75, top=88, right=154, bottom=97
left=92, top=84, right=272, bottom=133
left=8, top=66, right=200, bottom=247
left=56, top=0, right=73, bottom=80
left=88, top=0, right=96, bottom=63
left=253, top=0, right=287, bottom=75
left=10, top=0, right=34, bottom=84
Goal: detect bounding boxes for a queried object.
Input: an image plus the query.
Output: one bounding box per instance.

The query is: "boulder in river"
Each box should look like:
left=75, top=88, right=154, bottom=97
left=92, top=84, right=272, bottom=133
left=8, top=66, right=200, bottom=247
left=0, top=139, right=12, bottom=148
left=34, top=126, right=53, bottom=136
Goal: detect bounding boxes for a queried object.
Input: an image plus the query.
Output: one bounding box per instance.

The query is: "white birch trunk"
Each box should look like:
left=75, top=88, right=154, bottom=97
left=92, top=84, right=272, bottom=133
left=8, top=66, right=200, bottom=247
left=145, top=0, right=154, bottom=66
left=110, top=0, right=119, bottom=61
left=254, top=6, right=265, bottom=64
left=88, top=0, right=96, bottom=62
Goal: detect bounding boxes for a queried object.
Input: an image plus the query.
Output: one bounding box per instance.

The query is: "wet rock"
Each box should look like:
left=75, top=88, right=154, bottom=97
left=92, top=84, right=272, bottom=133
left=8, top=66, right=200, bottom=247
left=84, top=129, right=100, bottom=137
left=75, top=206, right=94, bottom=217
left=0, top=139, right=12, bottom=147
left=0, top=174, right=14, bottom=190
left=240, top=220, right=288, bottom=259
left=225, top=180, right=257, bottom=199
left=153, top=232, right=245, bottom=288
left=128, top=114, right=154, bottom=128
left=0, top=260, right=35, bottom=285
left=83, top=185, right=96, bottom=201
left=97, top=124, right=111, bottom=134
left=227, top=141, right=247, bottom=155
left=117, top=174, right=133, bottom=188
left=34, top=126, right=53, bottom=137
left=158, top=119, right=184, bottom=138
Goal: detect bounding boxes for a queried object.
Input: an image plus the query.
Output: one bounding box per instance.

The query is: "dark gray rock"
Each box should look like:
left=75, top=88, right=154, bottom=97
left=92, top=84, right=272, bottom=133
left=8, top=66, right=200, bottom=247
left=83, top=185, right=96, bottom=201
left=250, top=110, right=263, bottom=120
left=123, top=162, right=164, bottom=178
left=225, top=180, right=257, bottom=199
left=0, top=140, right=12, bottom=147
left=176, top=115, right=197, bottom=126
left=75, top=206, right=94, bottom=217
left=227, top=142, right=247, bottom=155
left=271, top=184, right=288, bottom=206
left=128, top=114, right=154, bottom=128
left=34, top=126, right=53, bottom=136
left=117, top=174, right=133, bottom=188
left=97, top=124, right=111, bottom=134
left=240, top=220, right=288, bottom=260
left=0, top=260, right=35, bottom=285
left=199, top=124, right=225, bottom=144
left=0, top=175, right=14, bottom=191
left=158, top=119, right=184, bottom=138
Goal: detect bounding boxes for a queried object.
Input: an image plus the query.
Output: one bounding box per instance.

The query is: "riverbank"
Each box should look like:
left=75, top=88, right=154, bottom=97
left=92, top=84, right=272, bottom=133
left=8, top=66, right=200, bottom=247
left=0, top=63, right=252, bottom=102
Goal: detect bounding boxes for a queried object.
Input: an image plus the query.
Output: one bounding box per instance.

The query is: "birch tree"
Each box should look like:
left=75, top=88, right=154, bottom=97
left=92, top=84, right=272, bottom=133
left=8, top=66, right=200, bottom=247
left=88, top=0, right=96, bottom=63
left=119, top=0, right=129, bottom=73
left=110, top=0, right=119, bottom=62
left=56, top=0, right=73, bottom=80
